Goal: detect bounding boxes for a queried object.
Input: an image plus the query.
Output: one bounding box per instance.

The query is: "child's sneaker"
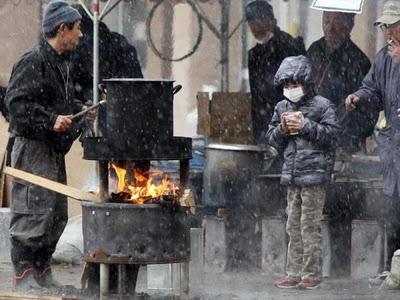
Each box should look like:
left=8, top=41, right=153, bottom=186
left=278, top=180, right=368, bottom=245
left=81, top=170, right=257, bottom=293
left=298, top=278, right=321, bottom=289
left=274, top=278, right=299, bottom=289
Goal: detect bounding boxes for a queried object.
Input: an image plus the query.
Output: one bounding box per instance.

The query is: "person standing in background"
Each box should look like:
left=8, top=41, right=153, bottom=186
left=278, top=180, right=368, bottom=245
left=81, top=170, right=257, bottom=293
left=246, top=0, right=305, bottom=145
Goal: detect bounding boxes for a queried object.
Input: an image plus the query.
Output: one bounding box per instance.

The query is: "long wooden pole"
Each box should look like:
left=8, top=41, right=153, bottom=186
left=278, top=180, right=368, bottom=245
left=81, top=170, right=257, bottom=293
left=3, top=167, right=102, bottom=203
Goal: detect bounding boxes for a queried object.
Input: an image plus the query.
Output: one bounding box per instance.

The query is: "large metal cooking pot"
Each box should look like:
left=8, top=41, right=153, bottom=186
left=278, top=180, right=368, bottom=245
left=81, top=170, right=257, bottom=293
left=202, top=143, right=266, bottom=211
left=81, top=202, right=191, bottom=264
left=102, top=79, right=179, bottom=152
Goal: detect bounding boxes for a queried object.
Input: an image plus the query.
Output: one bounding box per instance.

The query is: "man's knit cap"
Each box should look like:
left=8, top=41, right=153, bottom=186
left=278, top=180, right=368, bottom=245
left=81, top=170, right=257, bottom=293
left=42, top=0, right=81, bottom=33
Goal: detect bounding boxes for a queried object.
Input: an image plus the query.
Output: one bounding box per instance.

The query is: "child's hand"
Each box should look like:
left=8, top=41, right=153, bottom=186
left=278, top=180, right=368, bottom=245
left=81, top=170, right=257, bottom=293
left=280, top=112, right=289, bottom=132
left=286, top=112, right=305, bottom=133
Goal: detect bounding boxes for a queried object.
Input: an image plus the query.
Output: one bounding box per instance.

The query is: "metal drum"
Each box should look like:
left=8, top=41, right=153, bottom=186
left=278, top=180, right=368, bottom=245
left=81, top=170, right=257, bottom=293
left=202, top=143, right=265, bottom=211
left=81, top=202, right=191, bottom=264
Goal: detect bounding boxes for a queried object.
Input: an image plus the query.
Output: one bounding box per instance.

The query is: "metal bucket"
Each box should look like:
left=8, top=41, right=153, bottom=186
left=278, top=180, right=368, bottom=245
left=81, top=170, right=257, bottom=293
left=81, top=202, right=191, bottom=264
left=202, top=143, right=265, bottom=211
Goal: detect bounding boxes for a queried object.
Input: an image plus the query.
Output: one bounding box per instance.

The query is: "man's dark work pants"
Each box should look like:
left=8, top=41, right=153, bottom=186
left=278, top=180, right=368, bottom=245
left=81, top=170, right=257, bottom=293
left=9, top=137, right=68, bottom=276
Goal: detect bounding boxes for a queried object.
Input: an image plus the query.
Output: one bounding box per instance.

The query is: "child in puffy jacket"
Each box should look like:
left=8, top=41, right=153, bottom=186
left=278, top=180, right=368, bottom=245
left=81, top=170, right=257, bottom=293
left=267, top=55, right=340, bottom=289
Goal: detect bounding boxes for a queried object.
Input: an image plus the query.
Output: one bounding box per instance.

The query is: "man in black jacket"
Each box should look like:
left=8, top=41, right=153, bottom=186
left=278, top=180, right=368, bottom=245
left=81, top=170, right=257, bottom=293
left=307, top=11, right=377, bottom=150
left=6, top=1, right=93, bottom=291
left=246, top=0, right=305, bottom=144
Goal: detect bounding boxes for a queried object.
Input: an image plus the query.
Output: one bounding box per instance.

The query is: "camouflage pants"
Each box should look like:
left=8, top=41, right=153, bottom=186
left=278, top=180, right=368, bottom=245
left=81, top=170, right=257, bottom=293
left=285, top=185, right=326, bottom=281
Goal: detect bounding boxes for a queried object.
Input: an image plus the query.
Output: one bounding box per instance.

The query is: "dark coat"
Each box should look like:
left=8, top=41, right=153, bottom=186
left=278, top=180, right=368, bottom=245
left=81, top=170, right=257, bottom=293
left=248, top=27, right=305, bottom=144
left=354, top=46, right=400, bottom=196
left=70, top=6, right=143, bottom=137
left=6, top=40, right=85, bottom=154
left=307, top=37, right=377, bottom=149
left=267, top=56, right=340, bottom=186
left=0, top=86, right=7, bottom=121
left=71, top=6, right=143, bottom=102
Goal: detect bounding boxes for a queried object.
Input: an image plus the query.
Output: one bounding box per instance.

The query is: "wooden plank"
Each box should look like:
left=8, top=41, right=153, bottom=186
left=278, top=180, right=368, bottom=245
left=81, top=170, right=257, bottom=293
left=0, top=292, right=77, bottom=300
left=179, top=188, right=196, bottom=214
left=3, top=167, right=102, bottom=203
left=351, top=154, right=380, bottom=162
left=196, top=92, right=211, bottom=135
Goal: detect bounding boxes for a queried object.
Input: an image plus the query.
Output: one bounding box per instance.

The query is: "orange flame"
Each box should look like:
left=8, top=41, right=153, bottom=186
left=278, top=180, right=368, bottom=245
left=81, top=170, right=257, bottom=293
left=110, top=163, right=178, bottom=204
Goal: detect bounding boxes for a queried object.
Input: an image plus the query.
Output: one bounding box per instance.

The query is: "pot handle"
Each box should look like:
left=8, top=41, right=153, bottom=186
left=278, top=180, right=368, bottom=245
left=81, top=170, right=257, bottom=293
left=172, top=84, right=182, bottom=95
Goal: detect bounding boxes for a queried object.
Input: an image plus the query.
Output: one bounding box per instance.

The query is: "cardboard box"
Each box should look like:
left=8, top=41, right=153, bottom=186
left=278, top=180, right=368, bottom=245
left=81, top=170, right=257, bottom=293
left=197, top=92, right=253, bottom=145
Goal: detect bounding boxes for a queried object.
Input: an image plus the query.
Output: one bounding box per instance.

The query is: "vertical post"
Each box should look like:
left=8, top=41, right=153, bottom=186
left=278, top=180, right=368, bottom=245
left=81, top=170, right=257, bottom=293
left=161, top=1, right=174, bottom=78
left=179, top=159, right=190, bottom=190
left=93, top=0, right=100, bottom=116
left=100, top=264, right=110, bottom=300
left=220, top=0, right=230, bottom=92
left=179, top=263, right=190, bottom=299
left=92, top=0, right=109, bottom=202
left=240, top=0, right=248, bottom=92
left=118, top=264, right=126, bottom=296
left=98, top=160, right=109, bottom=201
left=117, top=0, right=124, bottom=35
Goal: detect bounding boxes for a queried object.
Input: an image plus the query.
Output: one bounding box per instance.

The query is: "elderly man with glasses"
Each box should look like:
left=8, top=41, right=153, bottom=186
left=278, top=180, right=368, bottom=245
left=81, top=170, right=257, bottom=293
left=346, top=0, right=400, bottom=271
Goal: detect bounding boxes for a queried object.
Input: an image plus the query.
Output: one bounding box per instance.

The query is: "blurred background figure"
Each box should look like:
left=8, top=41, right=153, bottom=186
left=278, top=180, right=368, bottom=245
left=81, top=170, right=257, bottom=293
left=307, top=11, right=378, bottom=153
left=246, top=0, right=305, bottom=145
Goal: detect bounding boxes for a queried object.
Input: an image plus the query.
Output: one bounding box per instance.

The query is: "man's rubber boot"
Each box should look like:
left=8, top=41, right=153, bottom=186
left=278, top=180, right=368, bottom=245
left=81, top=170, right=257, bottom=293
left=36, top=267, right=62, bottom=289
left=13, top=268, right=43, bottom=292
left=36, top=267, right=80, bottom=296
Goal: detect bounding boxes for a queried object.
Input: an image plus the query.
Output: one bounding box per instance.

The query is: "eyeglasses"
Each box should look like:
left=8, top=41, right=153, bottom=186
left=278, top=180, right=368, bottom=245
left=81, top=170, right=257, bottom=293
left=380, top=21, right=400, bottom=32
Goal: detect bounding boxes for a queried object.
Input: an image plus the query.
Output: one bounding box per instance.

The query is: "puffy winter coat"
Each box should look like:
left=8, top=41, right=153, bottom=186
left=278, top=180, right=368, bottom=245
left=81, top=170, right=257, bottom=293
left=267, top=56, right=340, bottom=186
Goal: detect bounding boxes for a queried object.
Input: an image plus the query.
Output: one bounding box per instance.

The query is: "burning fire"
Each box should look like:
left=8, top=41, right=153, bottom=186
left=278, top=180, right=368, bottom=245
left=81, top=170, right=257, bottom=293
left=110, top=163, right=178, bottom=204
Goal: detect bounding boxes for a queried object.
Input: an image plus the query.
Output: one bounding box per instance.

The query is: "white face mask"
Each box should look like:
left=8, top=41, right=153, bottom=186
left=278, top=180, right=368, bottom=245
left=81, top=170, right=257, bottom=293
left=256, top=32, right=274, bottom=44
left=283, top=86, right=304, bottom=103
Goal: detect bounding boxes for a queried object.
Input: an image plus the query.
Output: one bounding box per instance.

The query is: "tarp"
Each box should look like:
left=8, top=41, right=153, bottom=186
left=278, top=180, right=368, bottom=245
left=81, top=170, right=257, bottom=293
left=311, top=0, right=365, bottom=14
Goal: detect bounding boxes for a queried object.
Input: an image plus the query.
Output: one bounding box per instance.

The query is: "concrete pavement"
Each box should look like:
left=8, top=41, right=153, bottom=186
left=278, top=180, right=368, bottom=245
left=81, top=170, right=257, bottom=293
left=1, top=262, right=400, bottom=299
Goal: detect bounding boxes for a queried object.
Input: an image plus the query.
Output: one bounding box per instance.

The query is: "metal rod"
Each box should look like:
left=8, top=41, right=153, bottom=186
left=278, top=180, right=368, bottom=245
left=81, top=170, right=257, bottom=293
left=186, top=0, right=221, bottom=39
left=93, top=0, right=100, bottom=135
left=99, top=0, right=114, bottom=19
left=100, top=0, right=123, bottom=20
left=161, top=0, right=174, bottom=78
left=69, top=100, right=106, bottom=120
left=78, top=0, right=93, bottom=20
left=220, top=0, right=230, bottom=92
left=118, top=264, right=126, bottom=296
left=117, top=0, right=124, bottom=34
left=179, top=263, right=190, bottom=298
left=228, top=18, right=244, bottom=40
left=100, top=264, right=110, bottom=300
left=240, top=0, right=248, bottom=92
left=99, top=160, right=109, bottom=201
